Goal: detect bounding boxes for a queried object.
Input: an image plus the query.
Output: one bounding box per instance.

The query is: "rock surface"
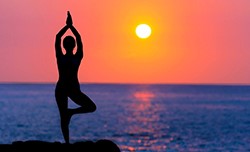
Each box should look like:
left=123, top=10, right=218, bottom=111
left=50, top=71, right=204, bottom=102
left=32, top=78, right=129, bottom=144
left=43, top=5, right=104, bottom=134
left=0, top=139, right=121, bottom=152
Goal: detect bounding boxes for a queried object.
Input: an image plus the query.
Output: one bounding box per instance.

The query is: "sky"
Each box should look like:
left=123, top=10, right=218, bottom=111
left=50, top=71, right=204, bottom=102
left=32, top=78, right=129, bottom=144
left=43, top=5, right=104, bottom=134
left=0, top=0, right=250, bottom=84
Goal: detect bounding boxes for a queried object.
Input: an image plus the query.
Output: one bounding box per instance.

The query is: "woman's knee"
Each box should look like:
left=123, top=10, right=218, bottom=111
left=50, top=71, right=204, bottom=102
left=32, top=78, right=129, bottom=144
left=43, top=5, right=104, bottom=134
left=89, top=102, right=97, bottom=112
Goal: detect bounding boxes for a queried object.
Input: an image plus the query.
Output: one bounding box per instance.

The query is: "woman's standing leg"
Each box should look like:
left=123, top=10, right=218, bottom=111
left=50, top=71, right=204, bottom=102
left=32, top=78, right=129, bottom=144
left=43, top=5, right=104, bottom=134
left=55, top=88, right=70, bottom=144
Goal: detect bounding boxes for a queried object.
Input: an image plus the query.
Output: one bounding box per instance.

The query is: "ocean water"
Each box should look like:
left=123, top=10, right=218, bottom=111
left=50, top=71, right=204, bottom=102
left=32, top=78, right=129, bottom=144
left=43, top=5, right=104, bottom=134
left=0, top=83, right=250, bottom=152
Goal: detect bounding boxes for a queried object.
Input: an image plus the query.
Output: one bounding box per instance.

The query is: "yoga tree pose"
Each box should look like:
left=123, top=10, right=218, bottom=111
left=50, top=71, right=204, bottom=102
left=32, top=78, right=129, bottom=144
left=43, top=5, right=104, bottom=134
left=55, top=11, right=96, bottom=144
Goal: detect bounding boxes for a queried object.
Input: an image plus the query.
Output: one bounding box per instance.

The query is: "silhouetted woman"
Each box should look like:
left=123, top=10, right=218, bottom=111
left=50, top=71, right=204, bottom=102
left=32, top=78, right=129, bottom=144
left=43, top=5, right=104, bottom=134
left=55, top=11, right=96, bottom=144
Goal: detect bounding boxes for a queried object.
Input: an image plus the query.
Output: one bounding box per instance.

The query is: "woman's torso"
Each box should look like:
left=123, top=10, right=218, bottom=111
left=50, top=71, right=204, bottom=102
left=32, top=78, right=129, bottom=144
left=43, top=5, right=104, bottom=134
left=56, top=54, right=81, bottom=90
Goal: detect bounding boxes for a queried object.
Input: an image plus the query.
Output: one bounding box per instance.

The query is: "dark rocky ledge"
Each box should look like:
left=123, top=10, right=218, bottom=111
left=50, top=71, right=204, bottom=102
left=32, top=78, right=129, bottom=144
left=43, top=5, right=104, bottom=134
left=0, top=139, right=121, bottom=152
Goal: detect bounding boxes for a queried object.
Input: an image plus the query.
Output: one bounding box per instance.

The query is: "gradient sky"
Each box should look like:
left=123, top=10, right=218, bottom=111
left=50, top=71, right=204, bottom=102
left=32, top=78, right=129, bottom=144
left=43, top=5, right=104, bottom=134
left=0, top=0, right=250, bottom=84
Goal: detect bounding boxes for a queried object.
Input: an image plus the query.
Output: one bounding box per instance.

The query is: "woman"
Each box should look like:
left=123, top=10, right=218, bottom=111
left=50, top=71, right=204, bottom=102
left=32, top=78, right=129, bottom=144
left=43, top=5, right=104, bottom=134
left=55, top=11, right=96, bottom=144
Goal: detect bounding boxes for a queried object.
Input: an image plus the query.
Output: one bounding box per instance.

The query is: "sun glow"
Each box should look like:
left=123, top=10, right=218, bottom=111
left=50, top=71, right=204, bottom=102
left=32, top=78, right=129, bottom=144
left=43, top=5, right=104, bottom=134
left=135, top=24, right=152, bottom=39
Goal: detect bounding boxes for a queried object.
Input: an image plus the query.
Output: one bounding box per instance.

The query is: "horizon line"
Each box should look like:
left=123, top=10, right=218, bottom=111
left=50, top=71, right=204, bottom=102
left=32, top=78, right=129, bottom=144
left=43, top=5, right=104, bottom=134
left=1, top=81, right=250, bottom=86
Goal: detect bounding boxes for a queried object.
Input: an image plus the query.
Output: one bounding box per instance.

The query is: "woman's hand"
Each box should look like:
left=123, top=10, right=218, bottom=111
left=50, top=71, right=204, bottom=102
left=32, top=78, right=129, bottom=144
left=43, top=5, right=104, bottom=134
left=66, top=11, right=73, bottom=26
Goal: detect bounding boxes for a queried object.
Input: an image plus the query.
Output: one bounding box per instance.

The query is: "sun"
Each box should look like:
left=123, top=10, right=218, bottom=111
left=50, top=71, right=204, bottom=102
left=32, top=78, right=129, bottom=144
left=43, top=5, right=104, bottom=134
left=135, top=24, right=152, bottom=39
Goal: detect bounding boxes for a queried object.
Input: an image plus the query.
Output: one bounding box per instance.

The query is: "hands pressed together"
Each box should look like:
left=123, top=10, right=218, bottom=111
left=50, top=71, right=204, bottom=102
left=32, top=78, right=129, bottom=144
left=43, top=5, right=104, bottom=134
left=66, top=11, right=73, bottom=26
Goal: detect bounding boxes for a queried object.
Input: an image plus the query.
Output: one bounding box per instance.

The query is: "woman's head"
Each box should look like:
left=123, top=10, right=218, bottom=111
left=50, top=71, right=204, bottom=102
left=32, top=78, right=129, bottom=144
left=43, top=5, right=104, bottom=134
left=63, top=36, right=76, bottom=52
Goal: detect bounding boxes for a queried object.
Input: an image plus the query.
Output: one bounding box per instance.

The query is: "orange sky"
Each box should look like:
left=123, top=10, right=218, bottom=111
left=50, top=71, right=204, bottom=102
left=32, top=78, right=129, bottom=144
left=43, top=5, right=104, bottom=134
left=0, top=0, right=250, bottom=84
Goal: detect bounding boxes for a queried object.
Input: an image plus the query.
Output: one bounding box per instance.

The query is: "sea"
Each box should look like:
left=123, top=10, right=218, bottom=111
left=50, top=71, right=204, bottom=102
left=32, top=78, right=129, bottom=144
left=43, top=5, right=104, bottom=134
left=0, top=83, right=250, bottom=152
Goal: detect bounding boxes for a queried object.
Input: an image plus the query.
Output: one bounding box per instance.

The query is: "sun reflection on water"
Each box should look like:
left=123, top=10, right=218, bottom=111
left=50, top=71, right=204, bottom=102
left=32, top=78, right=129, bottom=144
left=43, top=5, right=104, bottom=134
left=119, top=89, right=167, bottom=151
left=133, top=91, right=155, bottom=102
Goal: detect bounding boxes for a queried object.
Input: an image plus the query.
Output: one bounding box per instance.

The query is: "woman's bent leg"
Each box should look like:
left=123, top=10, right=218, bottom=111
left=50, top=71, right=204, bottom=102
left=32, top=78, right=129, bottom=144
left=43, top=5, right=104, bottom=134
left=69, top=91, right=96, bottom=115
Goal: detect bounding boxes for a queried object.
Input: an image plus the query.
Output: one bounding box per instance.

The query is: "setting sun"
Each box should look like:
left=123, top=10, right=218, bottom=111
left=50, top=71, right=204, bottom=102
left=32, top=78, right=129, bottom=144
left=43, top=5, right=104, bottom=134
left=135, top=24, right=152, bottom=39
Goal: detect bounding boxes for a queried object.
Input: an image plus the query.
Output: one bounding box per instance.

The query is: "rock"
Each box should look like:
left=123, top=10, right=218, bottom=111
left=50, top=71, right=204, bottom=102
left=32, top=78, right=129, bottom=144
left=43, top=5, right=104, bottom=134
left=0, top=139, right=121, bottom=152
